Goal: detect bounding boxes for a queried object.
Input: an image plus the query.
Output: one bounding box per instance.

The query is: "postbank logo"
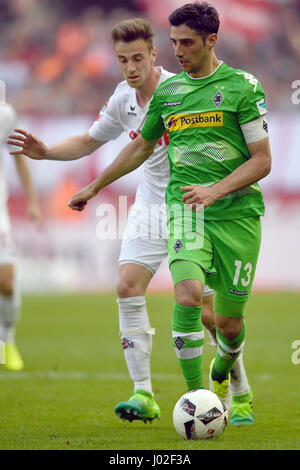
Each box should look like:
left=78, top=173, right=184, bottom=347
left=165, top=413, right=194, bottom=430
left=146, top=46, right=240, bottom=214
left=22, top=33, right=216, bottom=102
left=166, top=111, right=223, bottom=132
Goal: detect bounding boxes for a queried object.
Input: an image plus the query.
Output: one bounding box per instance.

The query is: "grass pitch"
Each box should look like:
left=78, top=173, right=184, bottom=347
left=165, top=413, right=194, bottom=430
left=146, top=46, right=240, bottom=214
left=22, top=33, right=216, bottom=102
left=0, top=292, right=299, bottom=450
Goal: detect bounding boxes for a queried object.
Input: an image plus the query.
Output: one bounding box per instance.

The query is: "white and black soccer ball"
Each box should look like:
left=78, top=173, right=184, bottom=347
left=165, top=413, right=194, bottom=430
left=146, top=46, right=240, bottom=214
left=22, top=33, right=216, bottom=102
left=173, top=389, right=228, bottom=440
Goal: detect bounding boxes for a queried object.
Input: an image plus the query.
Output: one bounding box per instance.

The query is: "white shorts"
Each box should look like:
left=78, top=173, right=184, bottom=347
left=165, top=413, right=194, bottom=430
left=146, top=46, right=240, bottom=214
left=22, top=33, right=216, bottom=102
left=0, top=202, right=15, bottom=265
left=118, top=196, right=214, bottom=297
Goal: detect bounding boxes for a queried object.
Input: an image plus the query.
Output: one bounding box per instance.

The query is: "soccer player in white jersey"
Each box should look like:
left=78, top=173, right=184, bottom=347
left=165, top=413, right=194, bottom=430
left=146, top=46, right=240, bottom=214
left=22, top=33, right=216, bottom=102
left=8, top=18, right=252, bottom=425
left=0, top=99, right=44, bottom=371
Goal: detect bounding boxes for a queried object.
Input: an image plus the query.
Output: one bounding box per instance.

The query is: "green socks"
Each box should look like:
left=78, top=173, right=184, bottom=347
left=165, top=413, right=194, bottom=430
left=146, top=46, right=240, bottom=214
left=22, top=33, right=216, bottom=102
left=172, top=302, right=204, bottom=391
left=213, top=322, right=246, bottom=382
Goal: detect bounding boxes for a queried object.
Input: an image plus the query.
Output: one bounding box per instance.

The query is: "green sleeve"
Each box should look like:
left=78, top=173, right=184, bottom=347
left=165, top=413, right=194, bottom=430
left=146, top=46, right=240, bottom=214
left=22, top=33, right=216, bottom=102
left=237, top=74, right=267, bottom=125
left=141, top=92, right=166, bottom=141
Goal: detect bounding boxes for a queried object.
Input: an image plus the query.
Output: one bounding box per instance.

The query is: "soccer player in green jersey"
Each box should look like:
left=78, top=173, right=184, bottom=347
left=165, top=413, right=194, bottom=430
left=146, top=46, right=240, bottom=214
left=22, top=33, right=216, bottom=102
left=69, top=1, right=272, bottom=423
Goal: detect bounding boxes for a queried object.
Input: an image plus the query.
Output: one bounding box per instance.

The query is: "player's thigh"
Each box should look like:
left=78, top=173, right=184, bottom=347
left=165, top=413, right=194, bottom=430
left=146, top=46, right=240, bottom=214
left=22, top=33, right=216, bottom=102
left=117, top=263, right=154, bottom=298
left=118, top=234, right=168, bottom=295
left=207, top=216, right=262, bottom=316
left=119, top=195, right=168, bottom=271
left=168, top=216, right=216, bottom=278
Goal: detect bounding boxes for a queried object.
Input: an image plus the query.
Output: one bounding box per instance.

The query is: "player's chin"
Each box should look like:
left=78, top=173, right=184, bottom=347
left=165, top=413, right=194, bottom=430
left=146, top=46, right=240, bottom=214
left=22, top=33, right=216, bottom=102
left=178, top=60, right=190, bottom=70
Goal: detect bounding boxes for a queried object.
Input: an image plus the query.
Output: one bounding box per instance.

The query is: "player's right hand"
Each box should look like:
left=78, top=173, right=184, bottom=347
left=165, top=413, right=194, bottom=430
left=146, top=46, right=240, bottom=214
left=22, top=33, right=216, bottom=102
left=68, top=184, right=97, bottom=212
left=7, top=129, right=48, bottom=159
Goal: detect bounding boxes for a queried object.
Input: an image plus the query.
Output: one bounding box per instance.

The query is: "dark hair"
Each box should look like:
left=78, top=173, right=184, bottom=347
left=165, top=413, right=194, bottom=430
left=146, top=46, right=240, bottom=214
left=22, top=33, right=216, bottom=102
left=111, top=18, right=154, bottom=50
left=168, top=2, right=220, bottom=41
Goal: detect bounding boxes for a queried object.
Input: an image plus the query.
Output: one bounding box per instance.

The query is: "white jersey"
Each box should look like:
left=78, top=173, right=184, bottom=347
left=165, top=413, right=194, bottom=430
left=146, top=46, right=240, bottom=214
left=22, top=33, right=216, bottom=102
left=0, top=102, right=17, bottom=204
left=89, top=66, right=174, bottom=204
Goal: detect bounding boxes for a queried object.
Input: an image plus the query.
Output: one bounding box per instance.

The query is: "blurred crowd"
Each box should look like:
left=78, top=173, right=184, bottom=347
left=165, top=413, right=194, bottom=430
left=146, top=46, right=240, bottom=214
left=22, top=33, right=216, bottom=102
left=0, top=0, right=299, bottom=116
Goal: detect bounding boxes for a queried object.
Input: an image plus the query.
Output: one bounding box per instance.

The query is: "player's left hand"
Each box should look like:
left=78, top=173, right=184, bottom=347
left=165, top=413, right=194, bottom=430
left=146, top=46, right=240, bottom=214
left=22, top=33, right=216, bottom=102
left=181, top=185, right=218, bottom=211
left=27, top=203, right=45, bottom=230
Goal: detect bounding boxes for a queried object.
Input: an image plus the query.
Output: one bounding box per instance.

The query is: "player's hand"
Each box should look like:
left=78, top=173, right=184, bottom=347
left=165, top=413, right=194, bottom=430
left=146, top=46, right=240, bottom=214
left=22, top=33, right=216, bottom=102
left=7, top=129, right=48, bottom=159
left=27, top=202, right=46, bottom=231
left=68, top=184, right=97, bottom=212
left=181, top=185, right=218, bottom=211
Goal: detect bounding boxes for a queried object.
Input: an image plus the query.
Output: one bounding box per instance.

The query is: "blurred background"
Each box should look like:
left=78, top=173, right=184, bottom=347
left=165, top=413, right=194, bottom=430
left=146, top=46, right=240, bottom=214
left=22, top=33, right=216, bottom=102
left=1, top=0, right=300, bottom=293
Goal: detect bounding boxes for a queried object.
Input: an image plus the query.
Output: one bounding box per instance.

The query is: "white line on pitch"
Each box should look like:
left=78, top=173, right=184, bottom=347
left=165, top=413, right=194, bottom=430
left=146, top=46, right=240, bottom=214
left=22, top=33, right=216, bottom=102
left=0, top=371, right=183, bottom=381
left=0, top=371, right=273, bottom=381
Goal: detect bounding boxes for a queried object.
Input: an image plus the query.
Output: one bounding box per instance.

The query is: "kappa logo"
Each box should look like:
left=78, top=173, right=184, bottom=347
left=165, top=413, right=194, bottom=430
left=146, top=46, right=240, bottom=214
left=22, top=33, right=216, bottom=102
left=166, top=111, right=223, bottom=132
left=229, top=289, right=248, bottom=296
left=164, top=101, right=181, bottom=107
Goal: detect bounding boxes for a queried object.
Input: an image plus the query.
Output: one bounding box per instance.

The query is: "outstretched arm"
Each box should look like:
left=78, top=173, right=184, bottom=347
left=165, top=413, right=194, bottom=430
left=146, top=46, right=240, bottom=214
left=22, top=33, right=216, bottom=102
left=68, top=135, right=158, bottom=211
left=7, top=130, right=103, bottom=161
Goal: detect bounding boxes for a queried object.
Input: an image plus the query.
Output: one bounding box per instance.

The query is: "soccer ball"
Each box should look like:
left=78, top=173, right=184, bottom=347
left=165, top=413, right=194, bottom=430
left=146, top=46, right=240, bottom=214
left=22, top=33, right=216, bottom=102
left=173, top=389, right=228, bottom=440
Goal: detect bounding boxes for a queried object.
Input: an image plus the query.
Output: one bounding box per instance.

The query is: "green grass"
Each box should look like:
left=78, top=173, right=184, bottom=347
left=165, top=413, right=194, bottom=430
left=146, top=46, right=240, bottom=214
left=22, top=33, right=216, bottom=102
left=0, top=292, right=299, bottom=450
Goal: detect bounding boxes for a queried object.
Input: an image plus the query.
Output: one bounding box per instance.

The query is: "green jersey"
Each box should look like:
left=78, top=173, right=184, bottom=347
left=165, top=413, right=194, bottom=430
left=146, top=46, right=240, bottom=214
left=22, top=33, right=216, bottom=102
left=141, top=61, right=267, bottom=221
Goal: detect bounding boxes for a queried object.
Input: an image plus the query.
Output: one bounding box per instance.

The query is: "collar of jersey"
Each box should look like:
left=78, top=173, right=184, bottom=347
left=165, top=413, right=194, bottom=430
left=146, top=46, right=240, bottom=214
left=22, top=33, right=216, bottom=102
left=185, top=60, right=224, bottom=81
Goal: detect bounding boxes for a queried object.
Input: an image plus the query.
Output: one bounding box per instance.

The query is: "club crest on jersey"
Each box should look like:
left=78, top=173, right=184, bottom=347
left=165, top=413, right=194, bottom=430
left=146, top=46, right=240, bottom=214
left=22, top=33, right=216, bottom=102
left=212, top=90, right=224, bottom=108
left=166, top=111, right=223, bottom=132
left=173, top=239, right=183, bottom=253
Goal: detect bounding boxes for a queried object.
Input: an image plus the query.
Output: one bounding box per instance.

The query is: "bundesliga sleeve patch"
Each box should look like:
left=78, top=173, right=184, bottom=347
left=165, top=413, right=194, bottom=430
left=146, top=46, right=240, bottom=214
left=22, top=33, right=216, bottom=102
left=256, top=98, right=267, bottom=116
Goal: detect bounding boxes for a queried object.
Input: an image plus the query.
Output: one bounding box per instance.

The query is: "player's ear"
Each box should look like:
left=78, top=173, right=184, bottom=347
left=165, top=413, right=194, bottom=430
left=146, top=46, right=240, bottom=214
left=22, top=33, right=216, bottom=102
left=151, top=47, right=157, bottom=63
left=206, top=33, right=217, bottom=49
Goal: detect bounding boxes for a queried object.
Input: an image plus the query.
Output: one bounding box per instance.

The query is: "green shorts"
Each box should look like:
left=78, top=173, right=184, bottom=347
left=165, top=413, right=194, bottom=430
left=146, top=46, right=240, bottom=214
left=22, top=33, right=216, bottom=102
left=168, top=215, right=262, bottom=314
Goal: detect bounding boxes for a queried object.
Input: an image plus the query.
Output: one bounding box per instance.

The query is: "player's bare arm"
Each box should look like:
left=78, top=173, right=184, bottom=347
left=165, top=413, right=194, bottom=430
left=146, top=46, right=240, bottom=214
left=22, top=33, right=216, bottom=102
left=68, top=135, right=158, bottom=211
left=181, top=137, right=272, bottom=210
left=7, top=130, right=103, bottom=161
left=14, top=154, right=45, bottom=229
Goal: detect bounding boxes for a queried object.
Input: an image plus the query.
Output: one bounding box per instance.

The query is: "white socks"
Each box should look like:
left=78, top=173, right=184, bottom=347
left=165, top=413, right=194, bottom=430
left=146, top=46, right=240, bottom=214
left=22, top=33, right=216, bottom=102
left=0, top=283, right=21, bottom=344
left=206, top=325, right=250, bottom=396
left=229, top=352, right=250, bottom=396
left=118, top=296, right=155, bottom=394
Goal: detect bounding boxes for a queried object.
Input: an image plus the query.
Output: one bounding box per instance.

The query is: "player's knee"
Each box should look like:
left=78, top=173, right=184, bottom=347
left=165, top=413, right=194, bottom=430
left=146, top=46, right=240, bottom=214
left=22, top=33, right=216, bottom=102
left=175, top=285, right=203, bottom=307
left=217, top=319, right=244, bottom=341
left=116, top=278, right=142, bottom=299
left=0, top=277, right=14, bottom=297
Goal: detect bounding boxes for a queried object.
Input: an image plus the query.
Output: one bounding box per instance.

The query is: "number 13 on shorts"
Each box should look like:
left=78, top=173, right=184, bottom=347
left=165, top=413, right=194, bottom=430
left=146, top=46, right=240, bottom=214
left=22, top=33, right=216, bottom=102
left=233, top=260, right=253, bottom=287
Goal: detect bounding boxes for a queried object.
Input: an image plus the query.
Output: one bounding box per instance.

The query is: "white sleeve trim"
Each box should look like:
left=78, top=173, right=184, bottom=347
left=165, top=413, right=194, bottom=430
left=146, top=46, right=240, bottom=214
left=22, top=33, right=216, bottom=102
left=240, top=116, right=268, bottom=144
